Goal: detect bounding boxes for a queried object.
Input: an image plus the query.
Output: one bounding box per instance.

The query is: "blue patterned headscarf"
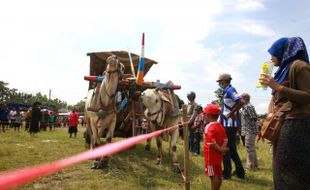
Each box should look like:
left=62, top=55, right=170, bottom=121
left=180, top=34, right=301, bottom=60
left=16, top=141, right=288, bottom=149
left=268, top=37, right=309, bottom=87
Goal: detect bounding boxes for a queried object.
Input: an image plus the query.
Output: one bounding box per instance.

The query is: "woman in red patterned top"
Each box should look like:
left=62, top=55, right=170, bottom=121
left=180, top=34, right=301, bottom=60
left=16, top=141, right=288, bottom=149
left=203, top=104, right=229, bottom=190
left=68, top=107, right=79, bottom=138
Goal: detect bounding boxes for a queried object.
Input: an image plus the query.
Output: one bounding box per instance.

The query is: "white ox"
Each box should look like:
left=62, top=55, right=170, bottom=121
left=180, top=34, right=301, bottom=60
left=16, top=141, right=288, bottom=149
left=141, top=88, right=181, bottom=172
left=84, top=55, right=124, bottom=169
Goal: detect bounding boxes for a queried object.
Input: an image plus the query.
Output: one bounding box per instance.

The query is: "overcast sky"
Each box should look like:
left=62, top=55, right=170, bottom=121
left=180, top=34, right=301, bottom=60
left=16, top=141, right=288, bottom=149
left=1, top=0, right=309, bottom=113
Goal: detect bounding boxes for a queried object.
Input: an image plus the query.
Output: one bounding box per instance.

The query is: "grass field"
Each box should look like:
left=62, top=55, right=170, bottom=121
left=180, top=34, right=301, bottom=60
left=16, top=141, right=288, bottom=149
left=0, top=126, right=274, bottom=190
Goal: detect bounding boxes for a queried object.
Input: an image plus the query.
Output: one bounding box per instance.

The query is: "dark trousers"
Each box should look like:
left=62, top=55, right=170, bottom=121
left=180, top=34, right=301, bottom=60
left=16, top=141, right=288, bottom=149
left=189, top=126, right=195, bottom=152
left=193, top=132, right=201, bottom=154
left=223, top=127, right=245, bottom=178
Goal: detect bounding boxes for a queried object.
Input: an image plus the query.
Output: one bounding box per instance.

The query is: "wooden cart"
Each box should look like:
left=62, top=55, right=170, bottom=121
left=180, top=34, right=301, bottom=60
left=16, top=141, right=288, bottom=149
left=86, top=51, right=157, bottom=137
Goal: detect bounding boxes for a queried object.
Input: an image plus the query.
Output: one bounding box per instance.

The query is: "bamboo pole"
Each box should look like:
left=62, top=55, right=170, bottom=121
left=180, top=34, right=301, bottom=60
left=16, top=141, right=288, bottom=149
left=182, top=105, right=190, bottom=190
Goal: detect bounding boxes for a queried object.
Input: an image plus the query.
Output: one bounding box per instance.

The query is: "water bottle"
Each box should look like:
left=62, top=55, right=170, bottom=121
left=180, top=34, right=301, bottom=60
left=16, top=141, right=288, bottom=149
left=256, top=62, right=274, bottom=90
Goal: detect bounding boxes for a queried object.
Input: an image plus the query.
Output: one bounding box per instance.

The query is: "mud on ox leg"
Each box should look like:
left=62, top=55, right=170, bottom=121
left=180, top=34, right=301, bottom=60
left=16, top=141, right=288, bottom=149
left=145, top=123, right=156, bottom=151
left=156, top=137, right=163, bottom=164
left=92, top=122, right=116, bottom=169
left=91, top=137, right=112, bottom=169
left=170, top=128, right=181, bottom=173
left=92, top=137, right=112, bottom=169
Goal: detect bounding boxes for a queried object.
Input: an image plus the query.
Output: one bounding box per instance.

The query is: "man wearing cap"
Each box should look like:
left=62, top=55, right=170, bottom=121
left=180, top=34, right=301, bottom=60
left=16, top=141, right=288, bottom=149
left=186, top=91, right=198, bottom=154
left=217, top=73, right=245, bottom=179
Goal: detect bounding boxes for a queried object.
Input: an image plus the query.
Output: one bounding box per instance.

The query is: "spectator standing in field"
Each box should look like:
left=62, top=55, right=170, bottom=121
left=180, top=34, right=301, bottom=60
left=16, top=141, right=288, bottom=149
left=63, top=116, right=69, bottom=128
left=260, top=37, right=310, bottom=189
left=40, top=110, right=49, bottom=131
left=217, top=73, right=245, bottom=179
left=186, top=91, right=198, bottom=154
left=68, top=107, right=79, bottom=138
left=25, top=108, right=32, bottom=131
left=140, top=118, right=149, bottom=135
left=9, top=108, right=17, bottom=129
left=203, top=104, right=229, bottom=190
left=14, top=110, right=23, bottom=131
left=240, top=93, right=259, bottom=171
left=48, top=112, right=56, bottom=131
left=29, top=102, right=41, bottom=136
left=192, top=105, right=204, bottom=155
left=0, top=104, right=9, bottom=133
left=56, top=116, right=61, bottom=128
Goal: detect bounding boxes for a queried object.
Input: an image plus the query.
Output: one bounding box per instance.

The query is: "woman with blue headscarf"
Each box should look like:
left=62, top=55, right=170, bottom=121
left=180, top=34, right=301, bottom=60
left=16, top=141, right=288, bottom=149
left=260, top=37, right=310, bottom=190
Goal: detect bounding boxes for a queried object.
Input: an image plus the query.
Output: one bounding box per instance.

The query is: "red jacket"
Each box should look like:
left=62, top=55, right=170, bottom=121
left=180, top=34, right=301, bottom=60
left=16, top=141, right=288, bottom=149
left=68, top=111, right=79, bottom=127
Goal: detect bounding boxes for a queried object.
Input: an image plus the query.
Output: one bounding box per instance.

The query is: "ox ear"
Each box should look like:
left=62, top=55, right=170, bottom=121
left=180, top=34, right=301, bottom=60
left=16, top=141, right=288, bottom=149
left=120, top=62, right=125, bottom=74
left=159, top=92, right=170, bottom=103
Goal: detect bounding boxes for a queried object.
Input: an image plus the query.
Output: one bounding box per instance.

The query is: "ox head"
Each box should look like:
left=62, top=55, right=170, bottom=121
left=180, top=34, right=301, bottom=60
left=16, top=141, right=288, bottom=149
left=140, top=89, right=170, bottom=126
left=106, top=55, right=125, bottom=76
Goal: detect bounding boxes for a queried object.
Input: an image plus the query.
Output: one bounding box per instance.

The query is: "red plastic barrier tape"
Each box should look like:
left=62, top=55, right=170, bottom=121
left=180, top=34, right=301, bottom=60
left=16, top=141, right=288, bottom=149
left=0, top=124, right=181, bottom=190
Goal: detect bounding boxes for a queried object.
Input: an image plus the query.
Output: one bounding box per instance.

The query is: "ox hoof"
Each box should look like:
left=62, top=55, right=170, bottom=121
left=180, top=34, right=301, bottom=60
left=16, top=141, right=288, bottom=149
left=100, top=160, right=109, bottom=169
left=172, top=165, right=182, bottom=174
left=155, top=159, right=162, bottom=165
left=91, top=159, right=109, bottom=169
left=91, top=161, right=99, bottom=169
left=145, top=145, right=151, bottom=151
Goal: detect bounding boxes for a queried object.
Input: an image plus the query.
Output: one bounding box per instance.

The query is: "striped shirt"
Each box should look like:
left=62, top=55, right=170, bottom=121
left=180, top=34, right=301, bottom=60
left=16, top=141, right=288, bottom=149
left=220, top=85, right=241, bottom=127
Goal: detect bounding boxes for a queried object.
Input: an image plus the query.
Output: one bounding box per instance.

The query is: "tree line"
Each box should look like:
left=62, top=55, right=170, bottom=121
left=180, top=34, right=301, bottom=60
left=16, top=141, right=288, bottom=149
left=0, top=81, right=85, bottom=112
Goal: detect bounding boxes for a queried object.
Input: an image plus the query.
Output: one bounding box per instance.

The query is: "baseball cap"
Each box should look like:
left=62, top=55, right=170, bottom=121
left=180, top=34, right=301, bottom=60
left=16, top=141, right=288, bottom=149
left=203, top=104, right=220, bottom=115
left=216, top=73, right=232, bottom=82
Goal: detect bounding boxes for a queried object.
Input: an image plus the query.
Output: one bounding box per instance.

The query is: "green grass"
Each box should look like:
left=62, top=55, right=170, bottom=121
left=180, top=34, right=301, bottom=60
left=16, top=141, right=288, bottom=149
left=0, top=126, right=273, bottom=190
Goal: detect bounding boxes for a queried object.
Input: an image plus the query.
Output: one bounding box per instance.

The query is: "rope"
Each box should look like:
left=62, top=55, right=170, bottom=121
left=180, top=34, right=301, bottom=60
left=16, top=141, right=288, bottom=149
left=0, top=122, right=188, bottom=190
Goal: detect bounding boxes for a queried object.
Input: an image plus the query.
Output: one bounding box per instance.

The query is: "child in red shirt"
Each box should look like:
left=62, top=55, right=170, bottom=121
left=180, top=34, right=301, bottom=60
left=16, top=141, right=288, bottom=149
left=203, top=104, right=229, bottom=190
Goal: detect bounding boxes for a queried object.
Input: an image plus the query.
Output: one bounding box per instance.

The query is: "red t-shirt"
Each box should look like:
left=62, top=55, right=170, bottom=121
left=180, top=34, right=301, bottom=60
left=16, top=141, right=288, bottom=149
left=204, top=122, right=227, bottom=165
left=68, top=111, right=79, bottom=127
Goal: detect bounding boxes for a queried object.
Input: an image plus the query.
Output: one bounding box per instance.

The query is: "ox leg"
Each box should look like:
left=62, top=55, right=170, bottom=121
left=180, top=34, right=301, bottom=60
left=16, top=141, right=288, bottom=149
left=95, top=134, right=113, bottom=169
left=145, top=123, right=155, bottom=151
left=85, top=118, right=92, bottom=148
left=145, top=138, right=151, bottom=151
left=94, top=117, right=116, bottom=169
left=171, top=129, right=181, bottom=173
left=90, top=131, right=99, bottom=149
left=90, top=120, right=104, bottom=169
left=91, top=136, right=111, bottom=169
left=89, top=119, right=100, bottom=149
left=156, top=136, right=163, bottom=165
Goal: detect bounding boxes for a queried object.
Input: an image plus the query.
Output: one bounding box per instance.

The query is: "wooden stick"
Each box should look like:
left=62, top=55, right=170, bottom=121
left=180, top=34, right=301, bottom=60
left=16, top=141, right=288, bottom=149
left=182, top=105, right=190, bottom=190
left=131, top=100, right=136, bottom=137
left=127, top=48, right=136, bottom=78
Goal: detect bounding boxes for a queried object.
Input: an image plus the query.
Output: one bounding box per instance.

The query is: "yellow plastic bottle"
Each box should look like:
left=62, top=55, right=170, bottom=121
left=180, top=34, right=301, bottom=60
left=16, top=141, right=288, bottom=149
left=256, top=62, right=274, bottom=90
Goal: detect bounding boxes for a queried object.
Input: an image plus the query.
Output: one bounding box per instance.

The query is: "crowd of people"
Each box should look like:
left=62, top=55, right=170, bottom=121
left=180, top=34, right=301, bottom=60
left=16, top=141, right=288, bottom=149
left=187, top=36, right=310, bottom=190
left=0, top=103, right=85, bottom=138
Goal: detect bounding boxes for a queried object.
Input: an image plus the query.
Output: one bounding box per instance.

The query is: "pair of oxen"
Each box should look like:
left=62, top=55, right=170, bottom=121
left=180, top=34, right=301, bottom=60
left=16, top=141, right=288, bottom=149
left=84, top=55, right=181, bottom=172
